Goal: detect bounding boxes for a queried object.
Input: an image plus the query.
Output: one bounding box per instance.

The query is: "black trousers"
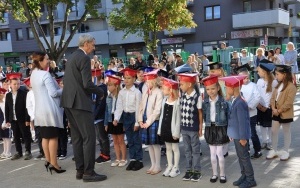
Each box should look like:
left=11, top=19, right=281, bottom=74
left=11, top=120, right=31, bottom=155
left=34, top=126, right=44, bottom=155
left=64, top=108, right=96, bottom=174
left=58, top=127, right=68, bottom=156
left=95, top=121, right=110, bottom=156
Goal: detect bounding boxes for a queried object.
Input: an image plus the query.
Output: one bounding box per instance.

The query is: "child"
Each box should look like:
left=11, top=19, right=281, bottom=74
left=138, top=70, right=163, bottom=175
left=220, top=75, right=257, bottom=188
left=178, top=73, right=203, bottom=182
left=113, top=68, right=143, bottom=171
left=0, top=88, right=11, bottom=159
left=104, top=75, right=127, bottom=167
left=5, top=73, right=32, bottom=160
left=236, top=65, right=262, bottom=159
left=256, top=61, right=277, bottom=150
left=158, top=78, right=181, bottom=177
left=24, top=78, right=44, bottom=160
left=267, top=65, right=297, bottom=161
left=202, top=75, right=230, bottom=183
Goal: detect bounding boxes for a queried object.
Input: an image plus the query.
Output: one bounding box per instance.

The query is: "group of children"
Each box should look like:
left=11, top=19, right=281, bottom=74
left=0, top=57, right=297, bottom=187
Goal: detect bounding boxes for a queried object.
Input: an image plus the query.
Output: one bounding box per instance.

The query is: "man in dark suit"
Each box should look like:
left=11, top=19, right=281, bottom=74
left=61, top=34, right=107, bottom=182
left=5, top=73, right=31, bottom=160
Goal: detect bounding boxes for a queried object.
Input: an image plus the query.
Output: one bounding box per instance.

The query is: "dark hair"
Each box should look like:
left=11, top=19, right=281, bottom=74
left=268, top=49, right=274, bottom=56
left=275, top=71, right=293, bottom=91
left=265, top=71, right=274, bottom=93
left=275, top=47, right=281, bottom=53
left=31, top=51, right=46, bottom=70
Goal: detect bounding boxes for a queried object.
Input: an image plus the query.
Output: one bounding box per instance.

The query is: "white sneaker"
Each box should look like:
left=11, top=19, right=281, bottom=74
left=111, top=160, right=120, bottom=167
left=118, top=160, right=127, bottom=167
left=0, top=153, right=6, bottom=158
left=5, top=153, right=11, bottom=159
left=162, top=165, right=173, bottom=177
left=169, top=166, right=180, bottom=178
left=266, top=150, right=278, bottom=159
left=280, top=151, right=289, bottom=161
left=144, top=147, right=149, bottom=152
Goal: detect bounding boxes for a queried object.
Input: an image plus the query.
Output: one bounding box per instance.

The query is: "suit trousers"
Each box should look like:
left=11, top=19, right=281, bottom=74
left=95, top=121, right=110, bottom=156
left=65, top=108, right=96, bottom=174
left=11, top=120, right=32, bottom=155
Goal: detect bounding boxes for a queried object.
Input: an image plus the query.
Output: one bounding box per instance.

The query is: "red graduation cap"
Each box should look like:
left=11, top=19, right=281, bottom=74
left=162, top=78, right=179, bottom=90
left=6, top=73, right=22, bottom=80
left=202, top=74, right=218, bottom=87
left=91, top=69, right=102, bottom=77
left=177, top=73, right=198, bottom=83
left=0, top=88, right=7, bottom=94
left=120, top=68, right=137, bottom=77
left=143, top=69, right=158, bottom=81
left=107, top=75, right=122, bottom=85
left=23, top=78, right=31, bottom=87
left=218, top=75, right=247, bottom=88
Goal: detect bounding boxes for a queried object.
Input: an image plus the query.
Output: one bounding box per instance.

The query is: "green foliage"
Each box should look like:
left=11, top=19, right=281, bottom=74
left=108, top=0, right=197, bottom=54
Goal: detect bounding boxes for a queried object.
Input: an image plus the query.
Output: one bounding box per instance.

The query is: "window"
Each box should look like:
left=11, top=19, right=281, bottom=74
left=16, top=29, right=23, bottom=40
left=205, top=5, right=220, bottom=21
left=71, top=0, right=78, bottom=12
left=27, top=28, right=34, bottom=39
left=243, top=1, right=251, bottom=12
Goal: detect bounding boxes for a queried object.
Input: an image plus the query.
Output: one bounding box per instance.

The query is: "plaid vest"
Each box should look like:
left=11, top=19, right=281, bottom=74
left=180, top=92, right=200, bottom=132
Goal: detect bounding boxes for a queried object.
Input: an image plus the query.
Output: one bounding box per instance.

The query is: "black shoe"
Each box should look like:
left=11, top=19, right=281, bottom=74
left=161, top=148, right=166, bottom=156
left=210, top=175, right=218, bottom=183
left=11, top=153, right=23, bottom=160
left=182, top=170, right=193, bottom=181
left=224, top=152, right=229, bottom=158
left=76, top=170, right=84, bottom=180
left=220, top=176, right=227, bottom=183
left=238, top=180, right=257, bottom=188
left=131, top=161, right=143, bottom=171
left=82, top=171, right=107, bottom=182
left=72, top=157, right=75, bottom=161
left=58, top=154, right=67, bottom=160
left=190, top=171, right=202, bottom=182
left=49, top=165, right=66, bottom=175
left=126, top=161, right=136, bottom=171
left=34, top=153, right=45, bottom=160
left=251, top=152, right=262, bottom=159
left=95, top=154, right=111, bottom=164
left=233, top=175, right=246, bottom=186
left=24, top=151, right=32, bottom=160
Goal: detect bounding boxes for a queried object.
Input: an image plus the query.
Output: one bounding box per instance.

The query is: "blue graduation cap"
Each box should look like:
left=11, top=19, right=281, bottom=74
left=138, top=66, right=155, bottom=73
left=259, top=63, right=275, bottom=72
left=105, top=70, right=117, bottom=76
left=174, top=63, right=192, bottom=73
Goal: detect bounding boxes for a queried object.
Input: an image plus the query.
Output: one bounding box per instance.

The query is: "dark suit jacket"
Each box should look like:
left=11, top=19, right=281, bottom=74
left=5, top=89, right=30, bottom=123
left=61, top=49, right=104, bottom=112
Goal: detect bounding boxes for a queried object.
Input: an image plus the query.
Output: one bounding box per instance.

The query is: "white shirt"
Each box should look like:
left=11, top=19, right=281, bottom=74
left=241, top=82, right=261, bottom=117
left=12, top=92, right=17, bottom=120
left=114, top=85, right=141, bottom=126
left=184, top=90, right=202, bottom=109
left=209, top=95, right=218, bottom=122
left=26, top=90, right=35, bottom=121
left=257, top=78, right=277, bottom=108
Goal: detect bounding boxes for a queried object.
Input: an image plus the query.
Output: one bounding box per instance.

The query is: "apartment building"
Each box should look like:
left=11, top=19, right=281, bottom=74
left=0, top=0, right=298, bottom=66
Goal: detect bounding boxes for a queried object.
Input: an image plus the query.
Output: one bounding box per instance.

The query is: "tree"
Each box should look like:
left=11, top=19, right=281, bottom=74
left=109, top=0, right=196, bottom=55
left=0, top=0, right=101, bottom=62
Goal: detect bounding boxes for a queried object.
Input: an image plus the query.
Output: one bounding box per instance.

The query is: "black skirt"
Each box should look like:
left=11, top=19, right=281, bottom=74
left=107, top=114, right=124, bottom=135
left=39, top=126, right=60, bottom=139
left=257, top=108, right=272, bottom=127
left=204, top=124, right=230, bottom=145
left=272, top=115, right=293, bottom=123
left=0, top=128, right=11, bottom=138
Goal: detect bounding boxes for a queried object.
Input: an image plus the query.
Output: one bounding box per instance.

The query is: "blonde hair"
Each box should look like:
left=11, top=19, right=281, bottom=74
left=287, top=42, right=295, bottom=50
left=256, top=47, right=265, bottom=56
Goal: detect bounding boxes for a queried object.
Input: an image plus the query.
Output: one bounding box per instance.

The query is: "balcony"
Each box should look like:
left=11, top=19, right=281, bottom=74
left=108, top=29, right=143, bottom=45
left=39, top=30, right=109, bottom=49
left=0, top=40, right=12, bottom=53
left=164, top=27, right=196, bottom=36
left=284, top=0, right=300, bottom=4
left=232, top=9, right=289, bottom=29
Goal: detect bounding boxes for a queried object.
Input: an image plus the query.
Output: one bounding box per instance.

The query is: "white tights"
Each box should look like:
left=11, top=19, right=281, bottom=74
left=165, top=142, right=180, bottom=168
left=148, top=144, right=161, bottom=171
left=210, top=145, right=225, bottom=176
left=2, top=138, right=12, bottom=155
left=261, top=127, right=272, bottom=144
left=271, top=121, right=291, bottom=152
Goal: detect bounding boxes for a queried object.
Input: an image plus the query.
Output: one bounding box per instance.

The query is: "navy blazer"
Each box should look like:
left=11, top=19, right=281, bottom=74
left=227, top=96, right=251, bottom=140
left=5, top=89, right=30, bottom=123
